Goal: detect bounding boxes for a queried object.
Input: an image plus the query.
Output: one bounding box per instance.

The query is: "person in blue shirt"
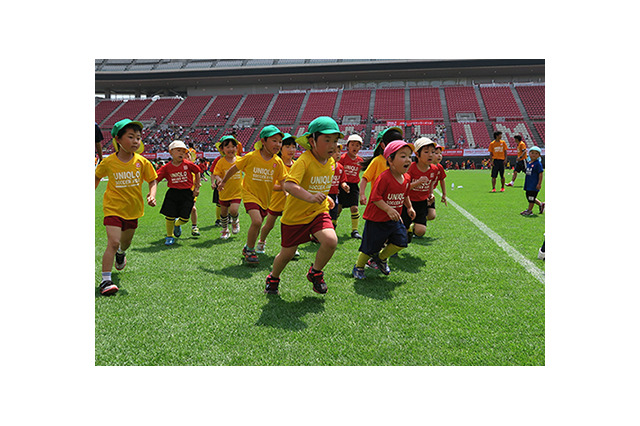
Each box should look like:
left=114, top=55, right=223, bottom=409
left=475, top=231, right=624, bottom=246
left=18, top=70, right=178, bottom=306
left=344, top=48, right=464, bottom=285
left=521, top=146, right=545, bottom=216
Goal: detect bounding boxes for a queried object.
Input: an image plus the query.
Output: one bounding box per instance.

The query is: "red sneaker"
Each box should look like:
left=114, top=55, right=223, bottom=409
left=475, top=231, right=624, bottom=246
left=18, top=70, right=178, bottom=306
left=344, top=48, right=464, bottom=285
left=306, top=265, right=328, bottom=294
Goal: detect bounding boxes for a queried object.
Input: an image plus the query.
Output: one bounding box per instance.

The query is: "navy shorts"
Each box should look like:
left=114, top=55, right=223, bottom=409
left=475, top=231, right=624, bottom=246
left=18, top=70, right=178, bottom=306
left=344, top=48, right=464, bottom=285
left=491, top=159, right=505, bottom=178
left=338, top=182, right=360, bottom=208
left=160, top=188, right=195, bottom=219
left=515, top=159, right=526, bottom=173
left=526, top=190, right=539, bottom=202
left=359, top=219, right=409, bottom=256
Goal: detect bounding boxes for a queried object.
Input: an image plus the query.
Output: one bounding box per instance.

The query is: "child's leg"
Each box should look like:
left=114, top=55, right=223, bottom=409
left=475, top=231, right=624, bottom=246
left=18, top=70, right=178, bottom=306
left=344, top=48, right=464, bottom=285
left=271, top=245, right=299, bottom=278
left=220, top=205, right=229, bottom=230
left=311, top=227, right=338, bottom=271
left=426, top=209, right=436, bottom=221
left=165, top=217, right=176, bottom=236
left=102, top=225, right=122, bottom=274
left=229, top=203, right=240, bottom=220
left=119, top=228, right=136, bottom=252
left=259, top=213, right=277, bottom=243
left=246, top=209, right=264, bottom=249
left=350, top=205, right=360, bottom=232
left=413, top=223, right=427, bottom=237
left=527, top=201, right=535, bottom=211
left=190, top=205, right=197, bottom=226
left=379, top=243, right=403, bottom=261
left=356, top=252, right=371, bottom=268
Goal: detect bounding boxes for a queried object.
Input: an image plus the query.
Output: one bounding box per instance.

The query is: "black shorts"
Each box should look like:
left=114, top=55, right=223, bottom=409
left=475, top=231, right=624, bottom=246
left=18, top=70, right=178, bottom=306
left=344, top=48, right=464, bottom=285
left=526, top=190, right=539, bottom=202
left=515, top=159, right=526, bottom=173
left=359, top=219, right=409, bottom=256
left=338, top=182, right=360, bottom=208
left=160, top=188, right=195, bottom=219
left=491, top=159, right=505, bottom=178
left=328, top=193, right=339, bottom=221
left=401, top=199, right=429, bottom=228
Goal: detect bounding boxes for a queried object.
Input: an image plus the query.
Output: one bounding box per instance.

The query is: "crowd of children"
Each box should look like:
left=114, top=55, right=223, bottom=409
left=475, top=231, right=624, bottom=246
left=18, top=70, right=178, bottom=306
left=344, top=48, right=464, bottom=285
left=96, top=117, right=543, bottom=296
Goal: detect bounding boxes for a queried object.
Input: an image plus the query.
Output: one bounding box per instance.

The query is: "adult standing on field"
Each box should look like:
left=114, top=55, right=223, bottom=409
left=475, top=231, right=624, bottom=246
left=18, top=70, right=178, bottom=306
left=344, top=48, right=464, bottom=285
left=488, top=131, right=508, bottom=192
left=506, top=135, right=527, bottom=187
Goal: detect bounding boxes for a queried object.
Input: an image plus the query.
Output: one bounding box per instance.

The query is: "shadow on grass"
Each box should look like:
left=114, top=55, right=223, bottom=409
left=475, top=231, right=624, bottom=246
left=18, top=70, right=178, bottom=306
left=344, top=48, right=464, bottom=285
left=389, top=251, right=427, bottom=271
left=255, top=295, right=325, bottom=330
left=350, top=274, right=405, bottom=300
left=199, top=255, right=275, bottom=278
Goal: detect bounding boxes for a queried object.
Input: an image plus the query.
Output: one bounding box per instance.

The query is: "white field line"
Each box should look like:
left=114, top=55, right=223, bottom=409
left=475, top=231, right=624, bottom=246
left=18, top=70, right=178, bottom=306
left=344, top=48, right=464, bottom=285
left=436, top=190, right=545, bottom=284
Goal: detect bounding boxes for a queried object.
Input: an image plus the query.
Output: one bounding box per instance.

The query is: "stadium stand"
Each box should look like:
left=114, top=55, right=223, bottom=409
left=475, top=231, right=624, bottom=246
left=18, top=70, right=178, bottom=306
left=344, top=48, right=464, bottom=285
left=444, top=86, right=483, bottom=121
left=95, top=100, right=122, bottom=125
left=300, top=91, right=339, bottom=124
left=409, top=87, right=443, bottom=120
left=266, top=92, right=306, bottom=124
left=337, top=89, right=371, bottom=123
left=373, top=88, right=404, bottom=120
left=451, top=122, right=490, bottom=148
left=515, top=85, right=545, bottom=119
left=479, top=86, right=522, bottom=120
left=103, top=99, right=151, bottom=127
left=169, top=96, right=212, bottom=127
left=137, top=98, right=181, bottom=124
left=492, top=121, right=535, bottom=147
left=234, top=93, right=274, bottom=124
left=197, top=95, right=242, bottom=126
left=534, top=122, right=545, bottom=145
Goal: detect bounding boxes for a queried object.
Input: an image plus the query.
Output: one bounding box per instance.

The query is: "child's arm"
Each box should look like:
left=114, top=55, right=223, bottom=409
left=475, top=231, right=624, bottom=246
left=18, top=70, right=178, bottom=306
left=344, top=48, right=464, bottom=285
left=283, top=181, right=327, bottom=204
left=439, top=179, right=447, bottom=205
left=359, top=177, right=369, bottom=205
left=193, top=173, right=201, bottom=197
left=147, top=179, right=157, bottom=207
left=373, top=200, right=401, bottom=222
left=217, top=164, right=238, bottom=192
left=409, top=176, right=428, bottom=190
left=537, top=171, right=543, bottom=190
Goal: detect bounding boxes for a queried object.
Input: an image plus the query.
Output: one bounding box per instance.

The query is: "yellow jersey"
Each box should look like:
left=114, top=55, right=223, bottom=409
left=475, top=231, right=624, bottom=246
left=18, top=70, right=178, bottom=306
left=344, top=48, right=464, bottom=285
left=214, top=156, right=243, bottom=201
left=234, top=150, right=285, bottom=210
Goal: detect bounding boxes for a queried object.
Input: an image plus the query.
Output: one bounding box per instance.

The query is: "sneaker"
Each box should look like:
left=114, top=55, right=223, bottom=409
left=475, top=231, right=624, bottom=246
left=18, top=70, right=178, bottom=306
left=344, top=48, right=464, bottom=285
left=165, top=236, right=175, bottom=245
left=99, top=280, right=118, bottom=296
left=506, top=182, right=514, bottom=187
left=352, top=265, right=366, bottom=279
left=366, top=258, right=378, bottom=269
left=231, top=221, right=240, bottom=234
left=174, top=224, right=182, bottom=237
left=221, top=229, right=230, bottom=240
left=293, top=250, right=300, bottom=260
left=491, top=189, right=496, bottom=193
left=114, top=251, right=126, bottom=270
left=368, top=254, right=391, bottom=275
left=306, top=264, right=328, bottom=294
left=539, top=202, right=545, bottom=214
left=520, top=210, right=533, bottom=216
left=500, top=188, right=505, bottom=192
left=256, top=241, right=266, bottom=254
left=538, top=248, right=545, bottom=261
left=191, top=226, right=200, bottom=236
left=351, top=230, right=363, bottom=240
left=265, top=274, right=280, bottom=295
left=214, top=219, right=221, bottom=227
left=243, top=247, right=259, bottom=264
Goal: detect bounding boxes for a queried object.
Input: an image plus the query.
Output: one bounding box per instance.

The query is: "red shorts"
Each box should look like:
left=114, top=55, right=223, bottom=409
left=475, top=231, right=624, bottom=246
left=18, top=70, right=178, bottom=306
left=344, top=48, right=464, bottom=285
left=280, top=212, right=334, bottom=248
left=266, top=208, right=283, bottom=217
left=244, top=202, right=267, bottom=218
left=104, top=216, right=138, bottom=231
left=220, top=198, right=241, bottom=207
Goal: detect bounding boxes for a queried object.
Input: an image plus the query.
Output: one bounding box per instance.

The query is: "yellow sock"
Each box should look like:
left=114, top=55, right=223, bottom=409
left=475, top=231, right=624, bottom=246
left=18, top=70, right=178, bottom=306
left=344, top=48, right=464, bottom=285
left=379, top=243, right=402, bottom=261
left=351, top=212, right=360, bottom=231
left=165, top=217, right=175, bottom=237
left=175, top=217, right=189, bottom=226
left=332, top=219, right=337, bottom=227
left=216, top=205, right=221, bottom=220
left=408, top=222, right=415, bottom=233
left=356, top=252, right=370, bottom=268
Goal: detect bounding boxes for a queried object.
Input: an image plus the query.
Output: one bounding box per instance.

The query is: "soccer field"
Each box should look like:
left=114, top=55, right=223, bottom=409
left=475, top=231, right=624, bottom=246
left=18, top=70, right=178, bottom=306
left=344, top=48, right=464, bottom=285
left=95, top=169, right=545, bottom=366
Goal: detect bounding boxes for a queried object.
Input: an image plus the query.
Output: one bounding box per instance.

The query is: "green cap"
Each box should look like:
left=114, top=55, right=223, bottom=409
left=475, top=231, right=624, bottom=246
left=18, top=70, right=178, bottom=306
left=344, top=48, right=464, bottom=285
left=255, top=125, right=284, bottom=150
left=295, top=116, right=344, bottom=150
left=111, top=118, right=144, bottom=153
left=373, top=126, right=403, bottom=153
left=282, top=132, right=296, bottom=144
left=216, top=135, right=243, bottom=154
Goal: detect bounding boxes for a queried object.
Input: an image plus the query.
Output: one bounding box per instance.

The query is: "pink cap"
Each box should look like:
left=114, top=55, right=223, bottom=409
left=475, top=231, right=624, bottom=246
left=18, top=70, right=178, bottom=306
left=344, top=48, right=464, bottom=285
left=383, top=140, right=414, bottom=159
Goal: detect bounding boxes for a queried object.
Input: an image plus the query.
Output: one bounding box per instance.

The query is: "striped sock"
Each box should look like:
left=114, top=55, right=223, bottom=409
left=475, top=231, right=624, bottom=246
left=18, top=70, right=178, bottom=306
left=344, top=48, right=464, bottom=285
left=351, top=212, right=360, bottom=231
left=221, top=216, right=229, bottom=230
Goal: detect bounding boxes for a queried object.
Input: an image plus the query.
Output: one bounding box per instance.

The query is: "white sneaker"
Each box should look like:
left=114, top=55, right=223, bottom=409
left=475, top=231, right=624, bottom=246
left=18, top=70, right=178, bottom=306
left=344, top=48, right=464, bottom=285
left=231, top=220, right=240, bottom=234
left=221, top=229, right=230, bottom=240
left=538, top=248, right=545, bottom=260
left=256, top=241, right=266, bottom=254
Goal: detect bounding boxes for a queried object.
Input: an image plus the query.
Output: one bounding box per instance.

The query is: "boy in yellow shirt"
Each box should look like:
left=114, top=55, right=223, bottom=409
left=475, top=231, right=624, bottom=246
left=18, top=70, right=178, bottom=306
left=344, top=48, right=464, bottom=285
left=95, top=119, right=158, bottom=295
left=218, top=125, right=286, bottom=263
left=213, top=135, right=243, bottom=239
left=265, top=117, right=343, bottom=295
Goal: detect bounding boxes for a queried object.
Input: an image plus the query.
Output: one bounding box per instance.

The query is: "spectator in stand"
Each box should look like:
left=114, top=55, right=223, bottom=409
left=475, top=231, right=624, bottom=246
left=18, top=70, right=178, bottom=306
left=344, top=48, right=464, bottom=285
left=488, top=131, right=508, bottom=192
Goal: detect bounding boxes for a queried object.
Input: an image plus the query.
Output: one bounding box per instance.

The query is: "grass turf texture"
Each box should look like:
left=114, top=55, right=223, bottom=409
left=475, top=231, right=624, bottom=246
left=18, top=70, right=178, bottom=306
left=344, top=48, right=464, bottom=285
left=95, top=169, right=544, bottom=365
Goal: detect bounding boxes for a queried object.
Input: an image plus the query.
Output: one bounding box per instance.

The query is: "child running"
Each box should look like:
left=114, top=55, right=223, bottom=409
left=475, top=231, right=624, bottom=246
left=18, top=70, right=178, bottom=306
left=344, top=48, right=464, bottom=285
left=213, top=135, right=243, bottom=239
left=95, top=119, right=158, bottom=295
left=352, top=140, right=415, bottom=279
left=156, top=140, right=202, bottom=245
left=218, top=125, right=286, bottom=264
left=521, top=146, right=545, bottom=216
left=359, top=126, right=403, bottom=206
left=402, top=137, right=439, bottom=239
left=337, top=134, right=364, bottom=239
left=257, top=133, right=297, bottom=254
left=426, top=144, right=448, bottom=223
left=265, top=117, right=343, bottom=295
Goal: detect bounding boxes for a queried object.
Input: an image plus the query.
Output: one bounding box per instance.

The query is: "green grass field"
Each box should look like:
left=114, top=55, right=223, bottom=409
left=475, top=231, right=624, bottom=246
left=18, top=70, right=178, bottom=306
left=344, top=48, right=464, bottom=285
left=95, top=169, right=544, bottom=366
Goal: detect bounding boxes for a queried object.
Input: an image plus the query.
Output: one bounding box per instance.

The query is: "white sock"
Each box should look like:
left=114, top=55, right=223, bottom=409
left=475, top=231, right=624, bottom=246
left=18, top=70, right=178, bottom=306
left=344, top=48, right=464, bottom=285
left=102, top=272, right=112, bottom=282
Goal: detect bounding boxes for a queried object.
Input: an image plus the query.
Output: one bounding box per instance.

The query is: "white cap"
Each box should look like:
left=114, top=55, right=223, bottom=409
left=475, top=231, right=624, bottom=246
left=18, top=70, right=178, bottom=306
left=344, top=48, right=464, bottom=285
left=347, top=134, right=363, bottom=144
left=168, top=140, right=187, bottom=150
